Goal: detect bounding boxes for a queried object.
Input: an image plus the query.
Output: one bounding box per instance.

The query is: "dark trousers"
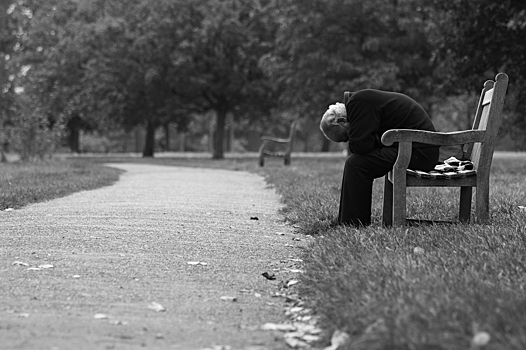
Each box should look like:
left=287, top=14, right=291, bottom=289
left=338, top=146, right=439, bottom=227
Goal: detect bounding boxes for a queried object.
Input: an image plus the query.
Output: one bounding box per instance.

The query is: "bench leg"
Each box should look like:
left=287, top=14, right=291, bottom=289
left=475, top=185, right=490, bottom=224
left=258, top=146, right=265, bottom=167
left=459, top=186, right=472, bottom=223
left=392, top=171, right=407, bottom=227
left=382, top=176, right=393, bottom=227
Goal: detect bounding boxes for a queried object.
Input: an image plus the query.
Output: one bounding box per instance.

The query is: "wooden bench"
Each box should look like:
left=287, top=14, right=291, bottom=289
left=258, top=121, right=299, bottom=167
left=379, top=72, right=509, bottom=226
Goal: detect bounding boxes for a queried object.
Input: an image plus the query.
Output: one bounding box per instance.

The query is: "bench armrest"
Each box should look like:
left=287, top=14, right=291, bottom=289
left=381, top=129, right=486, bottom=147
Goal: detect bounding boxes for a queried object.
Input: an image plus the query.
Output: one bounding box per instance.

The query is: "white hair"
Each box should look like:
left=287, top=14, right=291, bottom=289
left=320, top=102, right=347, bottom=141
left=327, top=103, right=347, bottom=121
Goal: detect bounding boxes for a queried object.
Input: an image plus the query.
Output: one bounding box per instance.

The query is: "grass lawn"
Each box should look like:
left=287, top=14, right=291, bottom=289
left=2, top=152, right=525, bottom=349
left=0, top=159, right=122, bottom=209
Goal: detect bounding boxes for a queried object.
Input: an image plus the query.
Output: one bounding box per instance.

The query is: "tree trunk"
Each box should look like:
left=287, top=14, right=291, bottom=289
left=227, top=114, right=234, bottom=152
left=163, top=122, right=170, bottom=151
left=1, top=0, right=10, bottom=159
left=143, top=118, right=156, bottom=157
left=67, top=115, right=82, bottom=153
left=179, top=132, right=186, bottom=152
left=213, top=105, right=227, bottom=159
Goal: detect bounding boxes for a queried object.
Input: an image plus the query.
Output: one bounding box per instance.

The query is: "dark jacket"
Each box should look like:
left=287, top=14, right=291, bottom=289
left=345, top=89, right=436, bottom=155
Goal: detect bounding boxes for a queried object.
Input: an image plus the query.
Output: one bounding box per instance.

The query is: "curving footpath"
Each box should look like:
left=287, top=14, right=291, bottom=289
left=0, top=163, right=308, bottom=350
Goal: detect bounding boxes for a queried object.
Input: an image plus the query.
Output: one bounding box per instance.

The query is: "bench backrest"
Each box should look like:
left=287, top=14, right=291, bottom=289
left=467, top=73, right=509, bottom=172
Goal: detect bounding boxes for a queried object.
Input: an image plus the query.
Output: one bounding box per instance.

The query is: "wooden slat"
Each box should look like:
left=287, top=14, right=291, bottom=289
left=263, top=151, right=285, bottom=157
left=386, top=171, right=477, bottom=187
left=482, top=88, right=494, bottom=105
left=405, top=174, right=477, bottom=187
left=471, top=105, right=491, bottom=169
left=381, top=129, right=485, bottom=146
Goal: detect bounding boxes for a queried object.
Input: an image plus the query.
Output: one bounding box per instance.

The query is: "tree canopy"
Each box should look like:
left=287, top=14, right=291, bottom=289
left=260, top=0, right=439, bottom=150
left=3, top=0, right=526, bottom=158
left=431, top=0, right=526, bottom=147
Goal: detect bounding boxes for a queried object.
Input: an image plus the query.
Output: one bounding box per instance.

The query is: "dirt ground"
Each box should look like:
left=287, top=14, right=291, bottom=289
left=0, top=164, right=312, bottom=350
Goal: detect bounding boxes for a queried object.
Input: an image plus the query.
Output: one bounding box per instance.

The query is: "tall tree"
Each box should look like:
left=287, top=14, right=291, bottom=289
left=1, top=1, right=69, bottom=159
left=9, top=0, right=93, bottom=154
left=15, top=0, right=194, bottom=156
left=170, top=0, right=279, bottom=159
left=430, top=0, right=526, bottom=148
left=262, top=0, right=438, bottom=151
left=1, top=0, right=20, bottom=159
left=17, top=0, right=278, bottom=158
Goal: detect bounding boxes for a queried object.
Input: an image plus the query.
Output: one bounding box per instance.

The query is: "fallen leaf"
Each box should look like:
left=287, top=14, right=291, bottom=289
left=201, top=346, right=232, bottom=350
left=298, top=315, right=313, bottom=322
left=472, top=331, right=491, bottom=346
left=284, top=337, right=309, bottom=348
left=284, top=331, right=305, bottom=339
left=38, top=264, right=54, bottom=269
left=324, top=329, right=350, bottom=350
left=302, top=334, right=321, bottom=342
left=220, top=296, right=237, bottom=302
left=109, top=320, right=129, bottom=325
left=4, top=208, right=14, bottom=212
left=295, top=323, right=321, bottom=334
left=261, top=272, right=276, bottom=280
left=366, top=318, right=387, bottom=333
left=287, top=280, right=300, bottom=287
left=148, top=302, right=166, bottom=312
left=261, top=322, right=296, bottom=331
left=12, top=261, right=29, bottom=267
left=288, top=306, right=304, bottom=313
left=413, top=247, right=425, bottom=255
left=94, top=313, right=109, bottom=319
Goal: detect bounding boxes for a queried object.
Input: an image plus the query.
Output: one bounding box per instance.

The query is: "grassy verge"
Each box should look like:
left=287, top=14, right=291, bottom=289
left=0, top=159, right=122, bottom=209
left=2, top=153, right=525, bottom=349
left=261, top=155, right=526, bottom=350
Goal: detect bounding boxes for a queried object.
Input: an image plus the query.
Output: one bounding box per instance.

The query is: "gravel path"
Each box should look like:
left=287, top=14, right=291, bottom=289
left=0, top=163, right=308, bottom=350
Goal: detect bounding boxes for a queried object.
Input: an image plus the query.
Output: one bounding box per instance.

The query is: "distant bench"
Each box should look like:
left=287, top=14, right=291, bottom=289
left=258, top=121, right=299, bottom=167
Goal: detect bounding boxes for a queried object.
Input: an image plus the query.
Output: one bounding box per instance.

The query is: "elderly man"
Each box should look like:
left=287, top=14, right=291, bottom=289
left=320, top=89, right=440, bottom=227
